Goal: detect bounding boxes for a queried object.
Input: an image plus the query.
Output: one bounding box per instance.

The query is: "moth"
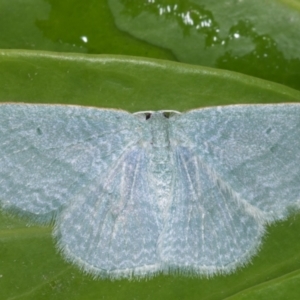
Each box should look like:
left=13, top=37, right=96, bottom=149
left=0, top=103, right=299, bottom=279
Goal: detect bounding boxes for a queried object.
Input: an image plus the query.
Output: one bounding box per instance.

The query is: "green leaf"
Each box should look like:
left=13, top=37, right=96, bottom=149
left=0, top=49, right=299, bottom=111
left=0, top=0, right=174, bottom=60
left=0, top=50, right=300, bottom=299
left=1, top=0, right=300, bottom=90
left=109, top=0, right=300, bottom=90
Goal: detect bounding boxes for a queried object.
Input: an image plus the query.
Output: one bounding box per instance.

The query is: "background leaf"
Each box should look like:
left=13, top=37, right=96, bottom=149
left=1, top=0, right=300, bottom=89
left=109, top=0, right=300, bottom=90
left=0, top=0, right=174, bottom=59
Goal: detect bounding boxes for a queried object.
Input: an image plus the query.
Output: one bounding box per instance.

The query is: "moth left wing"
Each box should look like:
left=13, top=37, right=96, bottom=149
left=0, top=104, right=142, bottom=222
left=56, top=147, right=162, bottom=279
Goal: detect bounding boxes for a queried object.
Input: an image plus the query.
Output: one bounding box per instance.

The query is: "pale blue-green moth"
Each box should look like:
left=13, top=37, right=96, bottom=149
left=0, top=103, right=299, bottom=279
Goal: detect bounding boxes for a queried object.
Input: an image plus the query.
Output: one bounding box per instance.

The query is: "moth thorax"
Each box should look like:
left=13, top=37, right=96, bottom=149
left=149, top=113, right=171, bottom=148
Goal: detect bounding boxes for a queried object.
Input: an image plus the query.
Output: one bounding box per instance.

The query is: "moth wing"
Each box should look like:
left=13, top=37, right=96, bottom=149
left=159, top=146, right=264, bottom=275
left=172, top=104, right=300, bottom=221
left=56, top=147, right=161, bottom=279
left=0, top=104, right=142, bottom=222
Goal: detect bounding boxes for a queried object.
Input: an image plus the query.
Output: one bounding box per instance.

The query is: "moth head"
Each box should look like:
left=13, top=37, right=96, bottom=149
left=133, top=110, right=180, bottom=121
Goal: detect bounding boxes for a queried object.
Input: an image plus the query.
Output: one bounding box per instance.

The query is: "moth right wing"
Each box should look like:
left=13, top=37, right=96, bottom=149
left=159, top=146, right=265, bottom=275
left=171, top=104, right=300, bottom=222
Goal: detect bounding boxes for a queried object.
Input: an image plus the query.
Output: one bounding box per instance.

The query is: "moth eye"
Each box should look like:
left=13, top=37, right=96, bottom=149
left=145, top=113, right=152, bottom=120
left=163, top=112, right=171, bottom=118
left=163, top=111, right=179, bottom=118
